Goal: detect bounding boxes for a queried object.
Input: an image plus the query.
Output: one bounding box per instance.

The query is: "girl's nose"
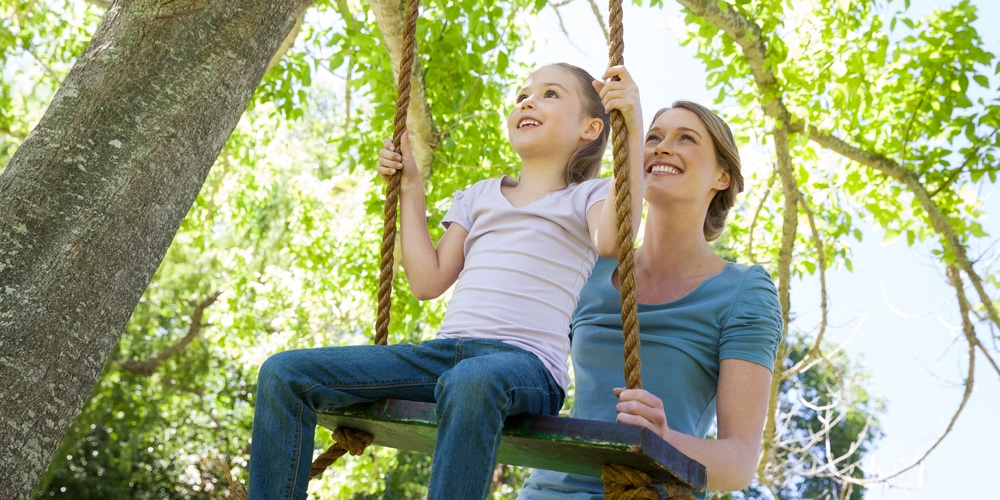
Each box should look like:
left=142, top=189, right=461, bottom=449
left=519, top=95, right=536, bottom=109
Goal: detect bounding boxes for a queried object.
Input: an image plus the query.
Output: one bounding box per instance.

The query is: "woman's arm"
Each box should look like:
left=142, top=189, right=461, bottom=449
left=614, top=358, right=772, bottom=491
left=588, top=65, right=644, bottom=258
left=378, top=133, right=467, bottom=299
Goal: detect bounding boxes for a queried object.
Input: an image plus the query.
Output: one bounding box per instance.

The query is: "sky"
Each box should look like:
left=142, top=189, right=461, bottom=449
left=520, top=1, right=1000, bottom=498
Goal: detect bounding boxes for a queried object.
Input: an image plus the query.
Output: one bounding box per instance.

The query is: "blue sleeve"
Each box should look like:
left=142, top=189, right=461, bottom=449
left=718, top=264, right=783, bottom=371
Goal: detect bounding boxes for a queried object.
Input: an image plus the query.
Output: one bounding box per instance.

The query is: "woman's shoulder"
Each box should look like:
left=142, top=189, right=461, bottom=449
left=721, top=262, right=774, bottom=283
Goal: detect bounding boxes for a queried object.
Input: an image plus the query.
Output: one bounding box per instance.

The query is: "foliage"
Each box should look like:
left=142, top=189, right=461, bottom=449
left=0, top=0, right=101, bottom=166
left=7, top=0, right=539, bottom=497
left=745, top=336, right=883, bottom=500
left=1, top=0, right=996, bottom=498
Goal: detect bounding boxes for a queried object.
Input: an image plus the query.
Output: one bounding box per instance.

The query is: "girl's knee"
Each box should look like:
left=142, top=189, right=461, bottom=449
left=258, top=350, right=300, bottom=383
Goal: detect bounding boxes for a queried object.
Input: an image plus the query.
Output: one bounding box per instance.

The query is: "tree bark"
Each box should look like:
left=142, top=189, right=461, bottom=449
left=0, top=0, right=312, bottom=496
left=369, top=0, right=438, bottom=179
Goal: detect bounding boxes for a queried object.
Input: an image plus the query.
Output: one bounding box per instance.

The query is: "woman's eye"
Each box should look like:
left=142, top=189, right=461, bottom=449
left=645, top=135, right=661, bottom=143
left=680, top=134, right=696, bottom=142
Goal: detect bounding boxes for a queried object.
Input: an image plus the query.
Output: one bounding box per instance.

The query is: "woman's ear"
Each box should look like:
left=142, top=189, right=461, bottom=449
left=580, top=117, right=604, bottom=142
left=715, top=169, right=732, bottom=191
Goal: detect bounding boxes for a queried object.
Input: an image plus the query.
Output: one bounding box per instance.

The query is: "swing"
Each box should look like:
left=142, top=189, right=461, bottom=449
left=311, top=0, right=707, bottom=497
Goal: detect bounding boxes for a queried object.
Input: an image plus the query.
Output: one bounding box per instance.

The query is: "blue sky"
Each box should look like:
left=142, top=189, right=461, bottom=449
left=522, top=1, right=999, bottom=498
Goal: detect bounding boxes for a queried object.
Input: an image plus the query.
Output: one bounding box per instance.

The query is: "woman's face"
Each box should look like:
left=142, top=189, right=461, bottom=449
left=642, top=108, right=729, bottom=203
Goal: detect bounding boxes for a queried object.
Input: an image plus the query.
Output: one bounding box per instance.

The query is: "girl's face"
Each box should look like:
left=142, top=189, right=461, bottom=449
left=506, top=66, right=601, bottom=162
left=642, top=108, right=730, bottom=203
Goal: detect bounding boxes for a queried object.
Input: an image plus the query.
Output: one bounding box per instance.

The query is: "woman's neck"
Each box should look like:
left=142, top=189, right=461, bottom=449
left=637, top=208, right=723, bottom=277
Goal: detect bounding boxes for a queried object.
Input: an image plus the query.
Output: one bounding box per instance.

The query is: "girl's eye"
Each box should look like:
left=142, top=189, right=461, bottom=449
left=680, top=134, right=696, bottom=142
left=544, top=90, right=558, bottom=98
left=645, top=135, right=661, bottom=143
left=516, top=94, right=528, bottom=103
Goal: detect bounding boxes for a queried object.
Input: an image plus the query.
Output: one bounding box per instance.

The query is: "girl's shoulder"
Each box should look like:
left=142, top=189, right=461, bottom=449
left=453, top=176, right=505, bottom=199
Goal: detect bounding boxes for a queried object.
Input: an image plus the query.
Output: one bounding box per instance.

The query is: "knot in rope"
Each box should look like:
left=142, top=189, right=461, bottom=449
left=602, top=464, right=698, bottom=500
left=602, top=463, right=660, bottom=500
left=309, top=427, right=376, bottom=479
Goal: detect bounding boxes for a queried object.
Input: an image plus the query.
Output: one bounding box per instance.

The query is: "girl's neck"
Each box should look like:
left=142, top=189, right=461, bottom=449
left=514, top=158, right=569, bottom=191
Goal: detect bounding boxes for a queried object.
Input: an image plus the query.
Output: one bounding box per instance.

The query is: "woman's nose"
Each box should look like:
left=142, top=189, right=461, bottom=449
left=654, top=140, right=672, bottom=155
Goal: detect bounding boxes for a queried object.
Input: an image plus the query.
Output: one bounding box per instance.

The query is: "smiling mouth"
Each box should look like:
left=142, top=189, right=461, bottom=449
left=517, top=118, right=541, bottom=129
left=648, top=164, right=681, bottom=174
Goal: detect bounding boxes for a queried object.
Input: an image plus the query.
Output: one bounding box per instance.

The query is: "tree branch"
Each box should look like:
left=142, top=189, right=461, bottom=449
left=119, top=291, right=222, bottom=376
left=836, top=265, right=976, bottom=485
left=746, top=166, right=778, bottom=264
left=804, top=125, right=1000, bottom=335
left=676, top=0, right=1000, bottom=489
left=369, top=0, right=438, bottom=180
left=783, top=193, right=830, bottom=378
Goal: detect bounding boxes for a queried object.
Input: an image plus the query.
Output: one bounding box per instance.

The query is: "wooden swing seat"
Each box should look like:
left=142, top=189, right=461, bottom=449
left=317, top=398, right=706, bottom=490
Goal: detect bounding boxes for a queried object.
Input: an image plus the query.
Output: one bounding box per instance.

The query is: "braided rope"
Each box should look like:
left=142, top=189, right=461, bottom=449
left=309, top=428, right=376, bottom=479
left=375, top=0, right=420, bottom=347
left=602, top=2, right=695, bottom=498
left=607, top=0, right=641, bottom=392
left=310, top=0, right=420, bottom=481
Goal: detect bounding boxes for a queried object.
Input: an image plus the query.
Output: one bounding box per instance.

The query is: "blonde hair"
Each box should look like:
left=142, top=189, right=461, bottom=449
left=652, top=102, right=744, bottom=242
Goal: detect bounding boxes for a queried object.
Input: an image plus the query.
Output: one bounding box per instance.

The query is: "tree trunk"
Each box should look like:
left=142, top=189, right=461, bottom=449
left=369, top=0, right=438, bottom=178
left=0, top=0, right=312, bottom=496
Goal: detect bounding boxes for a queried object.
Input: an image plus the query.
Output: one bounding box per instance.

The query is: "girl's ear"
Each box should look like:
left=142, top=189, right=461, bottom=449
left=580, top=117, right=604, bottom=142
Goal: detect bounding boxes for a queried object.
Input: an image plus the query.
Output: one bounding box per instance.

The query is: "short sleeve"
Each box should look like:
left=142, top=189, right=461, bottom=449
left=441, top=187, right=472, bottom=232
left=718, top=265, right=783, bottom=371
left=581, top=177, right=612, bottom=212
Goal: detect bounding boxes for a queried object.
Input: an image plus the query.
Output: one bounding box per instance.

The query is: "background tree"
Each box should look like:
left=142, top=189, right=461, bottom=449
left=0, top=0, right=313, bottom=496
left=1, top=0, right=996, bottom=498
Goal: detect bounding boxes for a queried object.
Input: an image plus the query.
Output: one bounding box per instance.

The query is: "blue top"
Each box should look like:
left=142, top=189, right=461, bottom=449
left=518, top=258, right=783, bottom=499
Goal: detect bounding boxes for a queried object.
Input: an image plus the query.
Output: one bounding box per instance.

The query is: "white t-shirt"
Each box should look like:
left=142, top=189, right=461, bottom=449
left=436, top=175, right=612, bottom=390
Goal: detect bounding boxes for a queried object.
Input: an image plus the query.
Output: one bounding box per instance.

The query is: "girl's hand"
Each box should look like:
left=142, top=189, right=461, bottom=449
left=377, top=132, right=421, bottom=187
left=593, top=65, right=642, bottom=132
left=613, top=387, right=672, bottom=441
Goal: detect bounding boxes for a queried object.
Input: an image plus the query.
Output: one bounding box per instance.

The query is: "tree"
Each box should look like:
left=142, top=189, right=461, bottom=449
left=0, top=0, right=312, bottom=496
left=2, top=0, right=997, bottom=498
left=675, top=0, right=999, bottom=494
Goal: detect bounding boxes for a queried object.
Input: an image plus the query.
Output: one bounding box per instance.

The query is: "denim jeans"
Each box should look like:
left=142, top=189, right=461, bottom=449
left=248, top=338, right=564, bottom=500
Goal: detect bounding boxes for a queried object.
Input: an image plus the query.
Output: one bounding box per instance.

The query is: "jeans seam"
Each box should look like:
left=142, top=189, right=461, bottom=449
left=286, top=401, right=303, bottom=499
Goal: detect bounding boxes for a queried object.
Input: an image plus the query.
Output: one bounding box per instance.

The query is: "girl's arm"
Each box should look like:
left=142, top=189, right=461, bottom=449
left=613, top=359, right=772, bottom=491
left=588, top=65, right=644, bottom=258
left=378, top=133, right=467, bottom=300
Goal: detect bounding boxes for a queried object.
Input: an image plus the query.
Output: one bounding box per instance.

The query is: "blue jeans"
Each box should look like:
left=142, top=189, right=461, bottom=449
left=248, top=338, right=564, bottom=500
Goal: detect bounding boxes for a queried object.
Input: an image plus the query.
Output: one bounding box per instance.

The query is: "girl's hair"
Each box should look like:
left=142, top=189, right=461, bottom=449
left=652, top=102, right=744, bottom=242
left=548, top=63, right=610, bottom=185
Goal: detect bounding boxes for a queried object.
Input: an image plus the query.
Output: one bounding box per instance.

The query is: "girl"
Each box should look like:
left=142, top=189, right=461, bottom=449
left=247, top=62, right=643, bottom=500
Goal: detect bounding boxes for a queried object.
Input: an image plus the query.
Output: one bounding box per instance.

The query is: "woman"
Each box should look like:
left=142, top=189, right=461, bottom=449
left=518, top=68, right=782, bottom=499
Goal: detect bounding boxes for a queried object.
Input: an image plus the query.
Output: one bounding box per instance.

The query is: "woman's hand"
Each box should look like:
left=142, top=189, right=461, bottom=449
left=377, top=132, right=421, bottom=188
left=613, top=387, right=673, bottom=442
left=593, top=65, right=642, bottom=133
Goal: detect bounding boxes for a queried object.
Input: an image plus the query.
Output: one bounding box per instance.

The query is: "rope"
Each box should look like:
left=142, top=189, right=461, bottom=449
left=602, top=1, right=690, bottom=498
left=309, top=0, right=419, bottom=481
left=607, top=0, right=641, bottom=393
left=309, top=427, right=376, bottom=479
left=375, top=0, right=420, bottom=347
left=602, top=465, right=697, bottom=500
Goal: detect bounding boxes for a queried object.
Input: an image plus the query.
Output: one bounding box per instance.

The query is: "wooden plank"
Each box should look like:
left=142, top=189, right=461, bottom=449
left=317, top=399, right=706, bottom=490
